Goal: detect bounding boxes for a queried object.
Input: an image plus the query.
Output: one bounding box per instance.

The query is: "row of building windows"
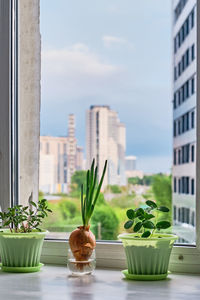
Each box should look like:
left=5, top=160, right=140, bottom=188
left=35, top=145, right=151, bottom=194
left=64, top=169, right=67, bottom=184
left=173, top=176, right=195, bottom=195
left=42, top=142, right=68, bottom=155
left=174, top=205, right=195, bottom=227
left=57, top=168, right=68, bottom=184
left=173, top=109, right=195, bottom=137
left=57, top=163, right=60, bottom=183
left=174, top=44, right=195, bottom=81
left=174, top=143, right=195, bottom=165
left=63, top=153, right=67, bottom=167
left=58, top=154, right=68, bottom=183
left=173, top=75, right=195, bottom=109
left=174, top=7, right=195, bottom=53
left=174, top=0, right=188, bottom=23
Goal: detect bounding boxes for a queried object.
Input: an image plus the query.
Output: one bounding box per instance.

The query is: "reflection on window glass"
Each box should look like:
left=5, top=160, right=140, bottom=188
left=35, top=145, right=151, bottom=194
left=39, top=0, right=196, bottom=243
left=172, top=0, right=196, bottom=244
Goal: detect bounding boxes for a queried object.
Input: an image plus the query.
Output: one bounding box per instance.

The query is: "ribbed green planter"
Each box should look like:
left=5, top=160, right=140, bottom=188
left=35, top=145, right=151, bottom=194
left=118, top=233, right=177, bottom=276
left=0, top=230, right=47, bottom=271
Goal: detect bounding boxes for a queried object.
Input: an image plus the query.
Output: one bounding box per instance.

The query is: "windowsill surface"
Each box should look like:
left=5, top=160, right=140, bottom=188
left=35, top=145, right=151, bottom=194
left=0, top=265, right=200, bottom=299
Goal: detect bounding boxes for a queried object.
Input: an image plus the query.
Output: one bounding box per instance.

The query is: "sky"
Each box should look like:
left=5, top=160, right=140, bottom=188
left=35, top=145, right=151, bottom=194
left=40, top=0, right=172, bottom=173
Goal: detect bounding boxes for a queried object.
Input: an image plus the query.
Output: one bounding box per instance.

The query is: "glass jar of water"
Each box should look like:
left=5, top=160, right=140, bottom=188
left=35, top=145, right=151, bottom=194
left=68, top=247, right=96, bottom=276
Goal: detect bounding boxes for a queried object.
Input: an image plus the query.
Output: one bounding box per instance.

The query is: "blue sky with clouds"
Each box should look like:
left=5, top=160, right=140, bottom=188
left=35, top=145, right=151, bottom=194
left=40, top=0, right=172, bottom=173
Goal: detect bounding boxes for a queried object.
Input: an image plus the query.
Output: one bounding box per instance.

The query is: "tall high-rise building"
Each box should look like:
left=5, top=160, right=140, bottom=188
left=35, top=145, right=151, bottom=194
left=86, top=105, right=126, bottom=188
left=172, top=0, right=196, bottom=243
left=39, top=114, right=83, bottom=194
left=67, top=114, right=77, bottom=181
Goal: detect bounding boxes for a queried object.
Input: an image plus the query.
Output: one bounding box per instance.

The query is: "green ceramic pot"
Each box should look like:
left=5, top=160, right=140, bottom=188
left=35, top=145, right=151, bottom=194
left=0, top=229, right=47, bottom=272
left=118, top=233, right=178, bottom=276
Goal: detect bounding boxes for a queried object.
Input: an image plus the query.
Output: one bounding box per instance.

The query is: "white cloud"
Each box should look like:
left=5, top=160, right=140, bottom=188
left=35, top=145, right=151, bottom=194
left=41, top=43, right=123, bottom=100
left=42, top=43, right=118, bottom=78
left=102, top=35, right=128, bottom=48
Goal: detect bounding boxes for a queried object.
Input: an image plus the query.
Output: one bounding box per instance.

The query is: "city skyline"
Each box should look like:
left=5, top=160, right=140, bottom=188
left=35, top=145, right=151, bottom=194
left=39, top=109, right=128, bottom=194
left=40, top=0, right=172, bottom=173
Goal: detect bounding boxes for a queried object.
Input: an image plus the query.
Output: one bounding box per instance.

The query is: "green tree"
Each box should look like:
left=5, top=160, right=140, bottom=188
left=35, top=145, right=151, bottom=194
left=107, top=185, right=122, bottom=194
left=128, top=175, right=156, bottom=186
left=110, top=194, right=136, bottom=209
left=128, top=177, right=141, bottom=185
left=96, top=193, right=106, bottom=206
left=152, top=174, right=172, bottom=222
left=143, top=175, right=156, bottom=186
left=58, top=199, right=78, bottom=220
left=92, top=205, right=119, bottom=240
left=70, top=170, right=87, bottom=195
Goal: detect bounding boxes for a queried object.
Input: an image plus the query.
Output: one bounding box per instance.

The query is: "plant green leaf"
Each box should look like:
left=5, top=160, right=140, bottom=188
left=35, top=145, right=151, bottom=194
left=133, top=221, right=143, bottom=232
left=156, top=221, right=171, bottom=230
left=141, top=231, right=151, bottom=238
left=92, top=160, right=107, bottom=209
left=143, top=220, right=155, bottom=229
left=144, top=213, right=155, bottom=220
left=157, top=206, right=170, bottom=212
left=86, top=170, right=90, bottom=206
left=126, top=209, right=135, bottom=219
left=35, top=228, right=42, bottom=232
left=88, top=160, right=95, bottom=206
left=30, top=201, right=37, bottom=207
left=87, top=165, right=98, bottom=221
left=135, top=208, right=144, bottom=217
left=81, top=184, right=85, bottom=225
left=4, top=220, right=11, bottom=226
left=124, top=220, right=133, bottom=229
left=146, top=200, right=157, bottom=209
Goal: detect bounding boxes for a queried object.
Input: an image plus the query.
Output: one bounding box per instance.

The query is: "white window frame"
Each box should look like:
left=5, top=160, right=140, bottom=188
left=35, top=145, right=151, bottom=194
left=0, top=0, right=18, bottom=211
left=1, top=0, right=200, bottom=273
left=0, top=0, right=11, bottom=210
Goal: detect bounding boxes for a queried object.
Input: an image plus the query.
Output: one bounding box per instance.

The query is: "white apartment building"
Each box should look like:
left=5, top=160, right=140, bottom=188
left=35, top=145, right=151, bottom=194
left=39, top=114, right=83, bottom=194
left=172, top=0, right=196, bottom=243
left=86, top=105, right=126, bottom=188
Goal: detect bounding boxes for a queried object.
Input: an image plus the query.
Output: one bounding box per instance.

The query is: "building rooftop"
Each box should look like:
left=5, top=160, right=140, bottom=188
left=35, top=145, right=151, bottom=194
left=90, top=105, right=110, bottom=110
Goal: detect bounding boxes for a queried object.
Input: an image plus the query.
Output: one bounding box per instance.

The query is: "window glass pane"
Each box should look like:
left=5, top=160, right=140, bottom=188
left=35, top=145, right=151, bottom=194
left=173, top=1, right=196, bottom=244
left=39, top=0, right=196, bottom=244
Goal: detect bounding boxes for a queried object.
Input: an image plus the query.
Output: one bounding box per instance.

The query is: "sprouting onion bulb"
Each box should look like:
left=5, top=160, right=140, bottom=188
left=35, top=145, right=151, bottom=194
left=69, top=159, right=107, bottom=263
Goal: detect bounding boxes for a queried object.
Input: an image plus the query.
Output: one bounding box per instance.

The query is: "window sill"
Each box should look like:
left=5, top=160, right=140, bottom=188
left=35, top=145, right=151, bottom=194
left=41, top=240, right=200, bottom=274
left=0, top=264, right=200, bottom=299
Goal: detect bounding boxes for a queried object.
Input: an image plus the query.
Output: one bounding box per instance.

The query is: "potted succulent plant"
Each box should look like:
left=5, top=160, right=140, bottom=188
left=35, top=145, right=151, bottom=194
left=68, top=159, right=107, bottom=275
left=0, top=195, right=52, bottom=273
left=118, top=200, right=178, bottom=281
